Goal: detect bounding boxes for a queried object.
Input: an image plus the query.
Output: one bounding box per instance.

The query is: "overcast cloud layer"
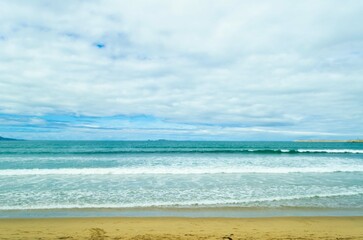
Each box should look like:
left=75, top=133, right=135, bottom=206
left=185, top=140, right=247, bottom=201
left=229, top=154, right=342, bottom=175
left=0, top=0, right=362, bottom=140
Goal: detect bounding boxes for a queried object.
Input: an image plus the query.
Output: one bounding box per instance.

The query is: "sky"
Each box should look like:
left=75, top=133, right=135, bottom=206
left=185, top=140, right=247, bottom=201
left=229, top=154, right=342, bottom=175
left=0, top=0, right=362, bottom=140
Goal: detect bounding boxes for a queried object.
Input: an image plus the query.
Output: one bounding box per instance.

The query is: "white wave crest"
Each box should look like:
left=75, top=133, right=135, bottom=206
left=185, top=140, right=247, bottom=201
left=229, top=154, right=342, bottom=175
left=0, top=191, right=361, bottom=210
left=297, top=149, right=363, bottom=154
left=0, top=166, right=363, bottom=176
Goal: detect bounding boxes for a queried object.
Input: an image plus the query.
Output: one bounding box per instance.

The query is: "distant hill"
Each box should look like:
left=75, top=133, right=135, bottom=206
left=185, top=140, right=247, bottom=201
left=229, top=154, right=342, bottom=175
left=0, top=136, right=21, bottom=141
left=295, top=139, right=363, bottom=143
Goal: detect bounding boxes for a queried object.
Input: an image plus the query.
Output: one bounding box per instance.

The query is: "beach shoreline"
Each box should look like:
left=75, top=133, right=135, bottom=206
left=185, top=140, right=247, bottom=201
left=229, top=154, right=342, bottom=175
left=1, top=206, right=363, bottom=219
left=0, top=216, right=362, bottom=239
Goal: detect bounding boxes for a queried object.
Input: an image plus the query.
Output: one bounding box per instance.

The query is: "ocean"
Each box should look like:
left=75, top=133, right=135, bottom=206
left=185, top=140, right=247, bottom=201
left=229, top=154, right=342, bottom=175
left=0, top=141, right=362, bottom=218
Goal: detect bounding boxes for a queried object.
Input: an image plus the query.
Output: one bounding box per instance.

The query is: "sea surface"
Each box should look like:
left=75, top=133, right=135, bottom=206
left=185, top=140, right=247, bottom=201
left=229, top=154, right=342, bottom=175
left=0, top=141, right=362, bottom=218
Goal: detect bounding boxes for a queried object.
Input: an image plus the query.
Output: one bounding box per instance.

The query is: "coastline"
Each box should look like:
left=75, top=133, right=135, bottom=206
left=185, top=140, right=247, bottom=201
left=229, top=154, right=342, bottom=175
left=1, top=206, right=363, bottom=219
left=294, top=139, right=363, bottom=143
left=0, top=216, right=362, bottom=239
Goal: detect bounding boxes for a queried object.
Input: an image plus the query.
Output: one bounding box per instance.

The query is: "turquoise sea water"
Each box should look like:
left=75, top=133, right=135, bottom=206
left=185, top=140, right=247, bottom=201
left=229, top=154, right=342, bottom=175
left=0, top=141, right=362, bottom=218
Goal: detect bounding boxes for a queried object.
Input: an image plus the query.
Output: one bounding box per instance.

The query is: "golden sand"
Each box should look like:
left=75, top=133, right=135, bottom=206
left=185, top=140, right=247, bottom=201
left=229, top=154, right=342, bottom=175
left=0, top=217, right=362, bottom=240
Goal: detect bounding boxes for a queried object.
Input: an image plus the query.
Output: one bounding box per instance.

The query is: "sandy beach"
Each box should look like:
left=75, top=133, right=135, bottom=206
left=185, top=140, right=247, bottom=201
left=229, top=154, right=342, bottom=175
left=0, top=217, right=362, bottom=240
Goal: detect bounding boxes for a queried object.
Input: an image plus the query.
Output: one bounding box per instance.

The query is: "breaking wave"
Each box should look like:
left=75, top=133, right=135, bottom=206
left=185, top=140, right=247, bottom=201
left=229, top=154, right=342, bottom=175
left=1, top=166, right=363, bottom=176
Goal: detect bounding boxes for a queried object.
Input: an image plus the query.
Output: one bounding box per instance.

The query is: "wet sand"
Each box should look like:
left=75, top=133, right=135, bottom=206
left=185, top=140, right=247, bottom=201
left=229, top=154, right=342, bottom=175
left=0, top=217, right=362, bottom=239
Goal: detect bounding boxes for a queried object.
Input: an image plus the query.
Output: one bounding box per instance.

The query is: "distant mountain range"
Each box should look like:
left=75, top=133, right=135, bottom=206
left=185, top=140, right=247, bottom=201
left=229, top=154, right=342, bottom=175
left=0, top=136, right=21, bottom=141
left=295, top=139, right=363, bottom=143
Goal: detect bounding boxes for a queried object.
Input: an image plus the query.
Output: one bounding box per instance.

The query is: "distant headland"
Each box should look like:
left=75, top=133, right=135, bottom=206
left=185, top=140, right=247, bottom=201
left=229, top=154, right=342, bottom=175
left=294, top=139, right=363, bottom=143
left=0, top=136, right=21, bottom=141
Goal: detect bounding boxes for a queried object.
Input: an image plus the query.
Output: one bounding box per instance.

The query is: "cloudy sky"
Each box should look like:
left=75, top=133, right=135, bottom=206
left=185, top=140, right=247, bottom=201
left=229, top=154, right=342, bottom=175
left=0, top=0, right=362, bottom=140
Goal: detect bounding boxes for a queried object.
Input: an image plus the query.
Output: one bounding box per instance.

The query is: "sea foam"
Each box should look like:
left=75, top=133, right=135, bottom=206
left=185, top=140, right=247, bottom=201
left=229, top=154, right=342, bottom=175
left=1, top=166, right=363, bottom=175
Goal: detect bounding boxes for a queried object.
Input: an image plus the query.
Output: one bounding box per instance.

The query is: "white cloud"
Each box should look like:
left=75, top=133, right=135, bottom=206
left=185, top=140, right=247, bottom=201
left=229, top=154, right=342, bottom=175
left=0, top=0, right=362, bottom=139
